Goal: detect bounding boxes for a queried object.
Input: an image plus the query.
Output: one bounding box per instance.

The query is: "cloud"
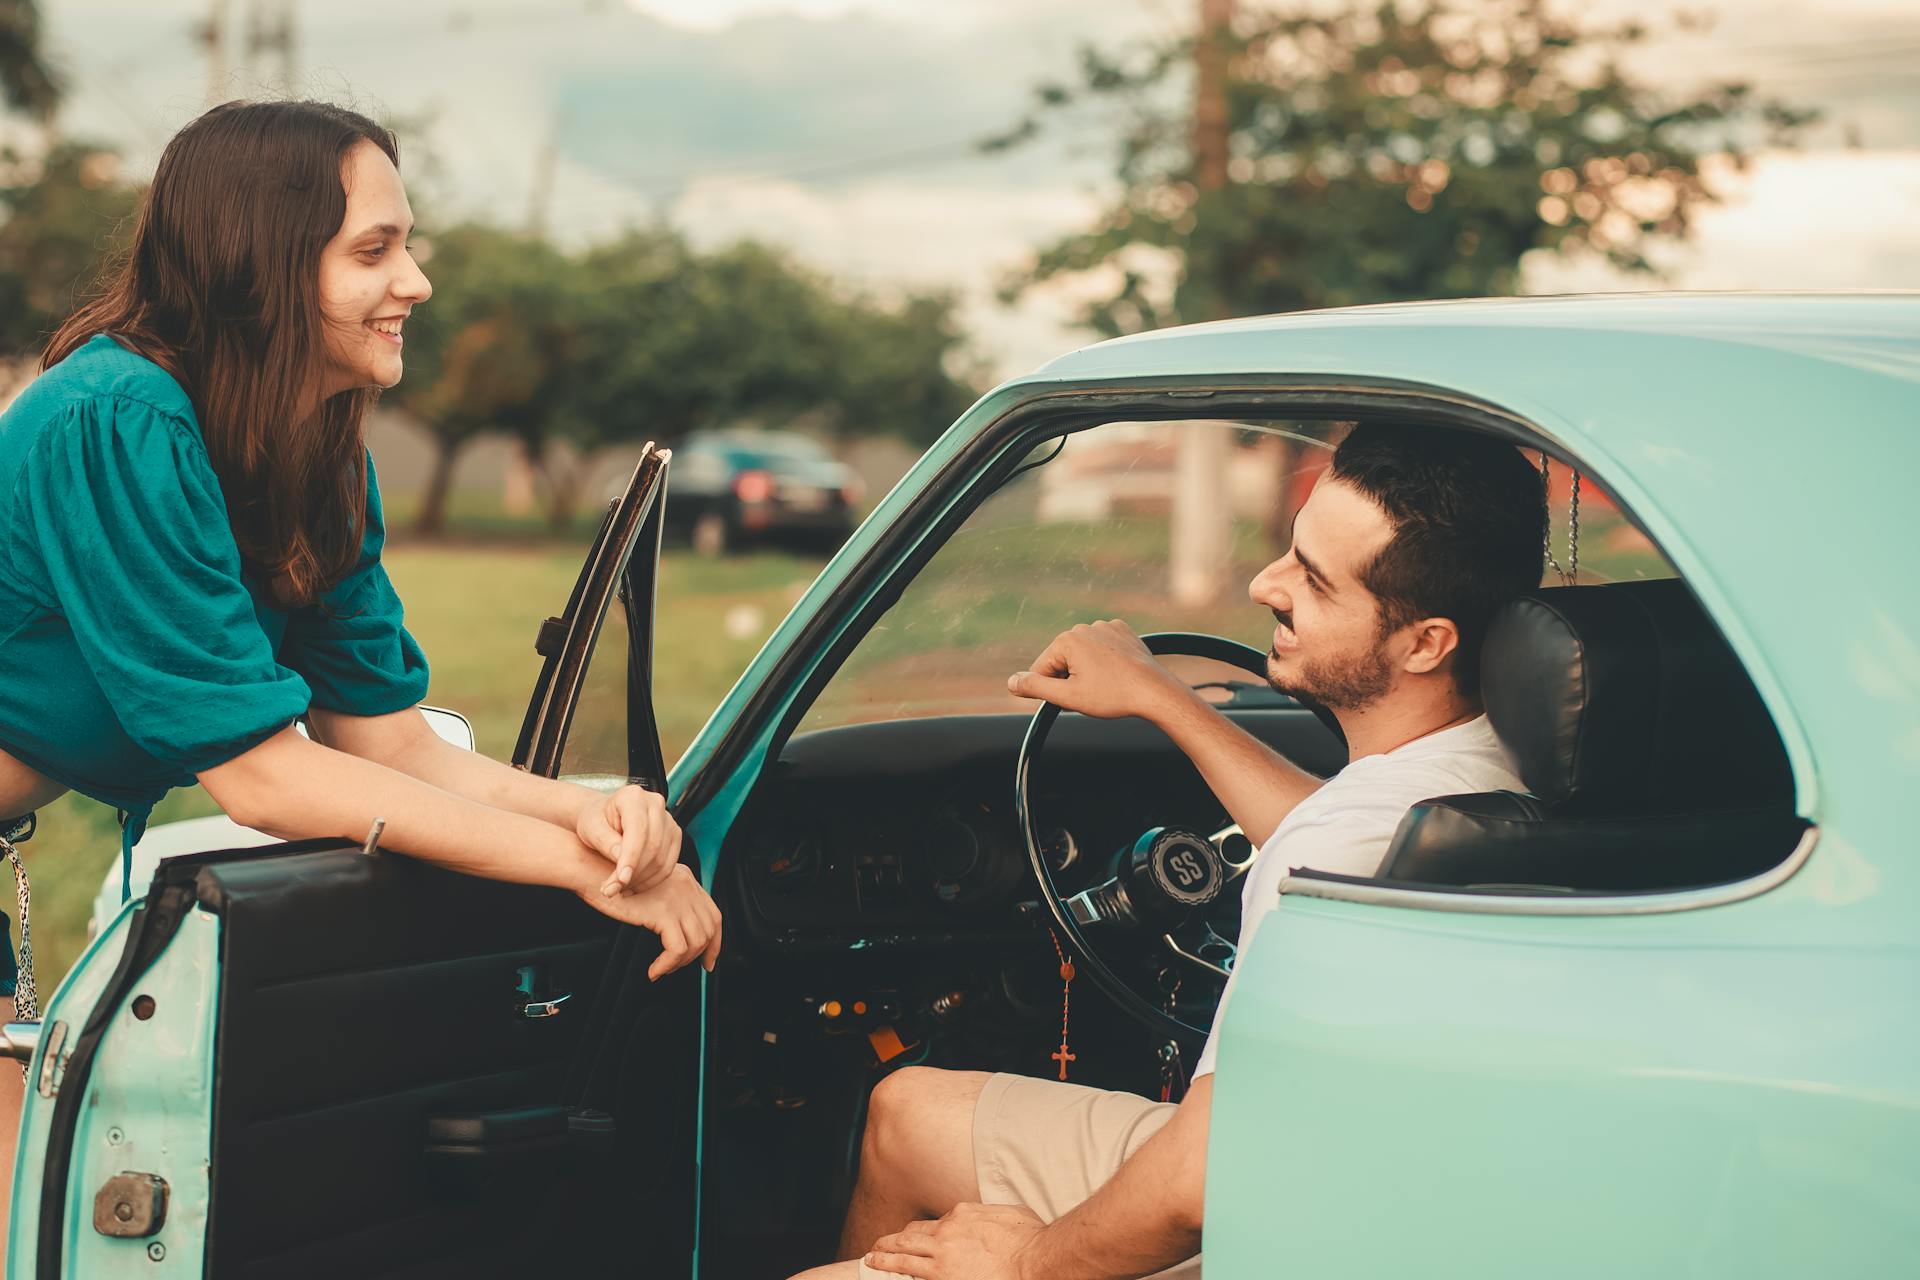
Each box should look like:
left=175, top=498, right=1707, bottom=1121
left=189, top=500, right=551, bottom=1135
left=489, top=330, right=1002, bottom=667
left=672, top=173, right=1107, bottom=373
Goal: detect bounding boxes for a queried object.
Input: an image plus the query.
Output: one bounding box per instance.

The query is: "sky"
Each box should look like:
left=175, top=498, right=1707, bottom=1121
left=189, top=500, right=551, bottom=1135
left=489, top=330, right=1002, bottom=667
left=29, top=0, right=1920, bottom=377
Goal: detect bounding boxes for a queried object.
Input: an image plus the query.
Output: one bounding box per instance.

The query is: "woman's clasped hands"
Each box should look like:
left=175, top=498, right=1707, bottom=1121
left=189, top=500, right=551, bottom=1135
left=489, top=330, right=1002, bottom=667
left=574, top=783, right=721, bottom=980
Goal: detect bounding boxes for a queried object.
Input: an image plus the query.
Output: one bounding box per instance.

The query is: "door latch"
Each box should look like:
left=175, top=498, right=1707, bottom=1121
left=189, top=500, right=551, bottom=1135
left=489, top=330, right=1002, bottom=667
left=513, top=964, right=572, bottom=1020
left=93, top=1171, right=168, bottom=1238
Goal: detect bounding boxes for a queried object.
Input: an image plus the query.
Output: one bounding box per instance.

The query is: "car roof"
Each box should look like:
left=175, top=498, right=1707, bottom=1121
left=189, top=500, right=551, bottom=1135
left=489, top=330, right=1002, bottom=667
left=996, top=292, right=1920, bottom=870
left=1035, top=292, right=1920, bottom=385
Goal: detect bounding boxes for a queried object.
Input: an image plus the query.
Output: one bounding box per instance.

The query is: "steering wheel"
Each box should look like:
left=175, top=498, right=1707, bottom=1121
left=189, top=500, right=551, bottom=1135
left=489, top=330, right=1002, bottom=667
left=1015, top=633, right=1270, bottom=1042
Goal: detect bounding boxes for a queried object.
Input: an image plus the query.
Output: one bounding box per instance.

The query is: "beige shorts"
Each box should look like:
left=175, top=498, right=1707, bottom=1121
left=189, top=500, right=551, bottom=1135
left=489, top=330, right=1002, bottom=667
left=859, top=1072, right=1201, bottom=1279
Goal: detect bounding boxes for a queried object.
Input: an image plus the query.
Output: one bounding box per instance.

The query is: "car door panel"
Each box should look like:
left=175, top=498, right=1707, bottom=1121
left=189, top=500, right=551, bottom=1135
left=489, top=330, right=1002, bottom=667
left=199, top=849, right=611, bottom=1276
left=21, top=448, right=694, bottom=1279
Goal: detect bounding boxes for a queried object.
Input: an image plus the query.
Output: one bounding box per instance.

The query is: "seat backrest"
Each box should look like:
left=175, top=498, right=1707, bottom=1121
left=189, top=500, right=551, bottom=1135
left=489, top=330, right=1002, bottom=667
left=1380, top=580, right=1803, bottom=893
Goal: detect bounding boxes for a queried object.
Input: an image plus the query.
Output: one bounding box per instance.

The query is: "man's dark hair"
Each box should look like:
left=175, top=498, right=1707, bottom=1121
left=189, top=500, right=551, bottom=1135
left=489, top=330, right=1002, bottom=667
left=1327, top=423, right=1546, bottom=697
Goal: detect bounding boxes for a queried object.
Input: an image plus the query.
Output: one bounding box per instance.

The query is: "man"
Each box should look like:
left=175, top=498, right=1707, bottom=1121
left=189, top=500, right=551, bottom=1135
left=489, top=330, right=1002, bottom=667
left=799, top=424, right=1547, bottom=1280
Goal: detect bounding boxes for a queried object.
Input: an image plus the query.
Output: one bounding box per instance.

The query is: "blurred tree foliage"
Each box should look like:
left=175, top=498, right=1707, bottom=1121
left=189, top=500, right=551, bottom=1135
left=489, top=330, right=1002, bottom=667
left=385, top=225, right=584, bottom=532
left=0, top=1, right=131, bottom=358
left=0, top=0, right=59, bottom=121
left=0, top=143, right=138, bottom=355
left=992, top=0, right=1817, bottom=332
left=394, top=224, right=978, bottom=532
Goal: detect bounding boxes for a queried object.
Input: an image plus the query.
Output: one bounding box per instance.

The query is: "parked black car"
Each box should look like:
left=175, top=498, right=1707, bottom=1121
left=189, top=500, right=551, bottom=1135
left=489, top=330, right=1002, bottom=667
left=663, top=429, right=862, bottom=555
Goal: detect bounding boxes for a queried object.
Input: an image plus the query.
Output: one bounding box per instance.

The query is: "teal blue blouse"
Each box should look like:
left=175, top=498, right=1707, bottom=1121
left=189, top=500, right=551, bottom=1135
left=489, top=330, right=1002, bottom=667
left=0, top=334, right=430, bottom=894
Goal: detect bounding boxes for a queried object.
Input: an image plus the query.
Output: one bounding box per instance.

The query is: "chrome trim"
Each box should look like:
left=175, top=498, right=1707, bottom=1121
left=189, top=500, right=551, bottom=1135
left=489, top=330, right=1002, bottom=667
left=519, top=992, right=572, bottom=1020
left=418, top=705, right=476, bottom=752
left=1162, top=931, right=1233, bottom=980
left=0, top=1020, right=39, bottom=1063
left=37, top=1019, right=68, bottom=1097
left=1277, top=824, right=1819, bottom=918
left=1210, top=823, right=1256, bottom=881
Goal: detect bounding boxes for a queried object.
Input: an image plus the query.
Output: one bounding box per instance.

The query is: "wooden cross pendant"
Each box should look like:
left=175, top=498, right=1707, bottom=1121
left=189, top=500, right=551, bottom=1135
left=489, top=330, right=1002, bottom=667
left=1052, top=1043, right=1076, bottom=1080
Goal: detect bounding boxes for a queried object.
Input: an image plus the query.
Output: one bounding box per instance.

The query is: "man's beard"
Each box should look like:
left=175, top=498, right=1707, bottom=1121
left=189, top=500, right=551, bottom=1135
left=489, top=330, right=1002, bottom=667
left=1266, top=634, right=1394, bottom=712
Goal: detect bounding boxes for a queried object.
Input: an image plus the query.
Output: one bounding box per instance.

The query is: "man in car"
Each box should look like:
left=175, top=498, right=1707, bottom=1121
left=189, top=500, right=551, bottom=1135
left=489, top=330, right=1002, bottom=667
left=797, top=423, right=1547, bottom=1280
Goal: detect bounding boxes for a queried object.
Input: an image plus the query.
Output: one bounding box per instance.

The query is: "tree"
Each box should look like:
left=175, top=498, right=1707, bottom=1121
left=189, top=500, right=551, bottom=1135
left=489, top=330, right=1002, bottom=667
left=0, top=0, right=60, bottom=122
left=993, top=0, right=1815, bottom=580
left=0, top=141, right=138, bottom=357
left=544, top=232, right=975, bottom=526
left=386, top=224, right=585, bottom=533
left=394, top=224, right=980, bottom=534
left=995, top=0, right=1816, bottom=332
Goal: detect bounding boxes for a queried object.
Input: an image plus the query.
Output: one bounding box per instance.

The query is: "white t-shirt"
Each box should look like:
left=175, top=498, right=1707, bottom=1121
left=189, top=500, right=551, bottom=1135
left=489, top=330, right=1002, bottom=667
left=1192, top=715, right=1523, bottom=1077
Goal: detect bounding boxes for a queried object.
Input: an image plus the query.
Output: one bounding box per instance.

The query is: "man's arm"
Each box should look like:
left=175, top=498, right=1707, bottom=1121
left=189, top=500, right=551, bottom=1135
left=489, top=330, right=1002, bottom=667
left=1007, top=620, right=1322, bottom=845
left=864, top=1076, right=1212, bottom=1280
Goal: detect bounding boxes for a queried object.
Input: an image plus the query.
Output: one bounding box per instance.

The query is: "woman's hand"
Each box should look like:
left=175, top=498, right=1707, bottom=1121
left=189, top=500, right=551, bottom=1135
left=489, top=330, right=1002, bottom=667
left=579, top=863, right=722, bottom=979
left=577, top=783, right=681, bottom=895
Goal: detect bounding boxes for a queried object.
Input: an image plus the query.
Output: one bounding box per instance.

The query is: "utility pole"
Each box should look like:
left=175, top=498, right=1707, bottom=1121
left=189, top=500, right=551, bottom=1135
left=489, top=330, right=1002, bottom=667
left=197, top=0, right=234, bottom=105
left=200, top=0, right=297, bottom=102
left=506, top=116, right=563, bottom=517
left=526, top=117, right=560, bottom=241
left=1170, top=0, right=1235, bottom=607
left=246, top=0, right=298, bottom=96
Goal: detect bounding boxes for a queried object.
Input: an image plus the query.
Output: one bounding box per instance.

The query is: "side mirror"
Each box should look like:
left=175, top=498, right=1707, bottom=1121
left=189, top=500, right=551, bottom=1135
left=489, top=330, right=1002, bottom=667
left=419, top=705, right=476, bottom=752
left=291, top=706, right=475, bottom=752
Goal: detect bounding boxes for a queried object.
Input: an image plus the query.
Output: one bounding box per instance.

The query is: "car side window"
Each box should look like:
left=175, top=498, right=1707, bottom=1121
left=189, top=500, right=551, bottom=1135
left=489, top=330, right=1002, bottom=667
left=802, top=420, right=1337, bottom=731
left=560, top=582, right=632, bottom=785
left=800, top=420, right=1677, bottom=734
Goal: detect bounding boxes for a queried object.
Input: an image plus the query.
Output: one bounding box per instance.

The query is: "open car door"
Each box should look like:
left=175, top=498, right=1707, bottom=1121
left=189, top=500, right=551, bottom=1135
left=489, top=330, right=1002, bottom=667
left=12, top=446, right=699, bottom=1280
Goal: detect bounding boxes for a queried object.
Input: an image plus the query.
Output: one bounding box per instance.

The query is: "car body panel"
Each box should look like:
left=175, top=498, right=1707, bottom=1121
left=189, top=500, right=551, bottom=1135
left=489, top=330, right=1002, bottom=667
left=1205, top=892, right=1920, bottom=1275
left=10, top=905, right=219, bottom=1277
left=658, top=295, right=1920, bottom=1276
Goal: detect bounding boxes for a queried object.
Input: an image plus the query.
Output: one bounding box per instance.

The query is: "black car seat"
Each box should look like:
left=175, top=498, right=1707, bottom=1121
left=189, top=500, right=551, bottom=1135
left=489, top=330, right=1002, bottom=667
left=1373, top=579, right=1808, bottom=894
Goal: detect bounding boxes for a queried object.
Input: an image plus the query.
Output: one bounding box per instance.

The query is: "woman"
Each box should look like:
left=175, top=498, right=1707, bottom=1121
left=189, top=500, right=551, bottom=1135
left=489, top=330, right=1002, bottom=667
left=0, top=101, right=720, bottom=1232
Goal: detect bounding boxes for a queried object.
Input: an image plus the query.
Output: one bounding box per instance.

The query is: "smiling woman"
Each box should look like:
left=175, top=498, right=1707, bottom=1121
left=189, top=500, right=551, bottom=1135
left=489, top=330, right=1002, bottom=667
left=0, top=99, right=718, bottom=1246
left=318, top=148, right=428, bottom=394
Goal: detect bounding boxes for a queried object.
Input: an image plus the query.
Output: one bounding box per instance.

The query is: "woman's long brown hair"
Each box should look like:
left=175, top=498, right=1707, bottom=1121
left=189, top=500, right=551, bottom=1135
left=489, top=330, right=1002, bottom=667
left=45, top=100, right=398, bottom=608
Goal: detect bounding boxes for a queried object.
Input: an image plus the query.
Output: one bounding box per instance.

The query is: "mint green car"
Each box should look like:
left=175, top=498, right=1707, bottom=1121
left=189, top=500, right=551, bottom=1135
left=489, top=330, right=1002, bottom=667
left=8, top=294, right=1910, bottom=1278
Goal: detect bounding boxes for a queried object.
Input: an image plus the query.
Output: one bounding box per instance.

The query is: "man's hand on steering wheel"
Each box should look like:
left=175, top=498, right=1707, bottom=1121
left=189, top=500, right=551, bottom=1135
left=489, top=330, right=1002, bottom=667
left=1007, top=619, right=1190, bottom=722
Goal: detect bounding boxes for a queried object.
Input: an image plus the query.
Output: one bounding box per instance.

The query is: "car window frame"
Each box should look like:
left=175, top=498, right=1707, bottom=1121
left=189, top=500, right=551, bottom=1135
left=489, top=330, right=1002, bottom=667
left=511, top=444, right=669, bottom=781
left=675, top=376, right=1816, bottom=921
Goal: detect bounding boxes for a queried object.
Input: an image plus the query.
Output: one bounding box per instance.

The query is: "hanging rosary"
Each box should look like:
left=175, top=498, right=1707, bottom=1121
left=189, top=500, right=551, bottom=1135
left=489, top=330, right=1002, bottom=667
left=1539, top=453, right=1582, bottom=586
left=1045, top=928, right=1076, bottom=1080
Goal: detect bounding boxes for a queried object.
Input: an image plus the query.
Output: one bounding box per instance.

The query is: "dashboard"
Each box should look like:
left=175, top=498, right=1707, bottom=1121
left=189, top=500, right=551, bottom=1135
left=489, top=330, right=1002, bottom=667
left=730, top=707, right=1347, bottom=950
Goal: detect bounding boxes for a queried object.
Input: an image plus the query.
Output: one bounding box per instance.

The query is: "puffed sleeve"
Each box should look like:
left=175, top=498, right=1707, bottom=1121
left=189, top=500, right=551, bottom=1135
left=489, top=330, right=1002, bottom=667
left=279, top=451, right=431, bottom=715
left=20, top=396, right=313, bottom=774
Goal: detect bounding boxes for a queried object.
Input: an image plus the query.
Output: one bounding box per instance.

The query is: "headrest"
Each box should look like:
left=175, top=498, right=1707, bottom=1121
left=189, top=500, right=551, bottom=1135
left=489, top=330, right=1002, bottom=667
left=1480, top=580, right=1792, bottom=815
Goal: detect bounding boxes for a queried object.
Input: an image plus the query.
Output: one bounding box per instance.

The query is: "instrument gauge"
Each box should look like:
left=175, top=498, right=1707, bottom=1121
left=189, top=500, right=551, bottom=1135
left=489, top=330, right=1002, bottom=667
left=1038, top=826, right=1080, bottom=875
